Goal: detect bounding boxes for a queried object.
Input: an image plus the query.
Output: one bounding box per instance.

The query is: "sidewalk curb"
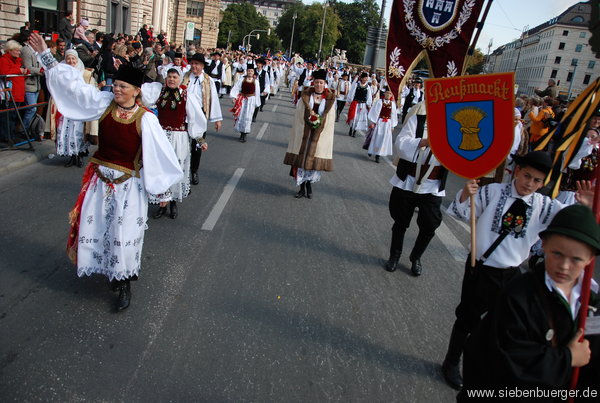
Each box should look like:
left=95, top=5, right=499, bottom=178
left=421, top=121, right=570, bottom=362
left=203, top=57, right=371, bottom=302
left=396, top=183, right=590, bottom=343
left=0, top=141, right=56, bottom=178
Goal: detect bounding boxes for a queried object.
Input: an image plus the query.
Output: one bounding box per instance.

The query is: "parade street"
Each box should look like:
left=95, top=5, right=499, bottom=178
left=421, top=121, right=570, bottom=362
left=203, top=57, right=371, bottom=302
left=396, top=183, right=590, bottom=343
left=2, top=89, right=490, bottom=402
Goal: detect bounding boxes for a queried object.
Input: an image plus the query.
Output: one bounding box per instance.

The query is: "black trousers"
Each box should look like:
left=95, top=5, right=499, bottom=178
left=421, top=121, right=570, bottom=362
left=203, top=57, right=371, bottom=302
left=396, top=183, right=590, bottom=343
left=388, top=186, right=442, bottom=260
left=252, top=94, right=268, bottom=120
left=336, top=100, right=346, bottom=119
left=190, top=134, right=206, bottom=174
left=454, top=259, right=521, bottom=335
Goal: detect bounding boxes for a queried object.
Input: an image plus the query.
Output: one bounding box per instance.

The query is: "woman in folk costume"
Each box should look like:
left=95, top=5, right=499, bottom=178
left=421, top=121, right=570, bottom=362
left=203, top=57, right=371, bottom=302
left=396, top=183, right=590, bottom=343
left=146, top=68, right=207, bottom=219
left=334, top=72, right=350, bottom=122
left=29, top=33, right=183, bottom=312
left=49, top=49, right=99, bottom=167
left=346, top=72, right=372, bottom=137
left=230, top=64, right=260, bottom=143
left=221, top=56, right=233, bottom=96
left=284, top=69, right=335, bottom=199
left=369, top=75, right=380, bottom=105
left=366, top=88, right=397, bottom=163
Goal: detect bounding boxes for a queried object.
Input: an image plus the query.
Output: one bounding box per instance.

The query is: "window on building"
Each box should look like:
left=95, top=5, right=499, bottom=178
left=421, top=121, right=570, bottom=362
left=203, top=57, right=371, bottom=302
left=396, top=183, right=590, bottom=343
left=558, top=42, right=565, bottom=50
left=575, top=44, right=583, bottom=52
left=583, top=74, right=591, bottom=85
left=567, top=72, right=573, bottom=82
left=571, top=16, right=584, bottom=23
left=571, top=58, right=579, bottom=66
left=550, top=69, right=558, bottom=79
left=563, top=30, right=569, bottom=36
left=589, top=60, right=596, bottom=69
left=580, top=31, right=587, bottom=38
left=554, top=56, right=561, bottom=64
left=186, top=1, right=205, bottom=17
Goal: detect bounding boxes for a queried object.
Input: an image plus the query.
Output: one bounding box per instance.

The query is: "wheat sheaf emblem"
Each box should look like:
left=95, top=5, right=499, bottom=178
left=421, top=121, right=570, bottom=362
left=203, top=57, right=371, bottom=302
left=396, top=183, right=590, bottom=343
left=452, top=107, right=486, bottom=151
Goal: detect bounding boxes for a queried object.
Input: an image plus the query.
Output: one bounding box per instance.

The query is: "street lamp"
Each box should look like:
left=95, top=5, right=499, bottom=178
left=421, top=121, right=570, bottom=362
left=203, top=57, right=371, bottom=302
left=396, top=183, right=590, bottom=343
left=288, top=12, right=297, bottom=59
left=371, top=0, right=387, bottom=70
left=317, top=0, right=328, bottom=65
left=513, top=25, right=529, bottom=82
left=243, top=29, right=269, bottom=52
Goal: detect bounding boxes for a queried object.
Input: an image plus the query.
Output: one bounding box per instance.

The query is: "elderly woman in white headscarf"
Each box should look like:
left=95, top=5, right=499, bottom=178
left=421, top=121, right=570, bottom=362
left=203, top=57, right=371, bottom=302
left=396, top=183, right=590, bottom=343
left=47, top=49, right=99, bottom=167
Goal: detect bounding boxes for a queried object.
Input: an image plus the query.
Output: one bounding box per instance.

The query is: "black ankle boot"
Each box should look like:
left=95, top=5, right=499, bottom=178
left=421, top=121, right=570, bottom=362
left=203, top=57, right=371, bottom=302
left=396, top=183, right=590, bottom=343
left=64, top=155, right=76, bottom=167
left=295, top=182, right=306, bottom=198
left=305, top=182, right=312, bottom=199
left=76, top=155, right=83, bottom=167
left=153, top=206, right=167, bottom=219
left=442, top=324, right=469, bottom=390
left=348, top=128, right=353, bottom=137
left=375, top=155, right=380, bottom=163
left=385, top=251, right=401, bottom=272
left=116, top=280, right=131, bottom=311
left=240, top=133, right=247, bottom=143
left=169, top=200, right=178, bottom=219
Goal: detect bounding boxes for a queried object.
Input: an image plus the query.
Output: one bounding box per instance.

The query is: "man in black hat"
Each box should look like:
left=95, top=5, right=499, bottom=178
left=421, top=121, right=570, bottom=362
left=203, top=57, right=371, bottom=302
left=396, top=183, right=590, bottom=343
left=459, top=204, right=600, bottom=401
left=182, top=53, right=223, bottom=185
left=400, top=78, right=423, bottom=124
left=441, top=151, right=595, bottom=391
left=158, top=51, right=189, bottom=79
left=205, top=51, right=224, bottom=97
left=252, top=57, right=271, bottom=122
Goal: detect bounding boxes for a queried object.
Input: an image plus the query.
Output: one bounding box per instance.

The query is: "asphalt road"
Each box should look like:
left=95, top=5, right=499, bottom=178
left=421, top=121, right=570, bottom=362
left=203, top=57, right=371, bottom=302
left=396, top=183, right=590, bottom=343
left=0, top=87, right=488, bottom=402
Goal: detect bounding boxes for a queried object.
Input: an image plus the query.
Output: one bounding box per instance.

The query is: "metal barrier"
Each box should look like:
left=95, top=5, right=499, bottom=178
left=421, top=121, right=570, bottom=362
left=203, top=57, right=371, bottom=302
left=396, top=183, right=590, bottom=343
left=0, top=73, right=48, bottom=151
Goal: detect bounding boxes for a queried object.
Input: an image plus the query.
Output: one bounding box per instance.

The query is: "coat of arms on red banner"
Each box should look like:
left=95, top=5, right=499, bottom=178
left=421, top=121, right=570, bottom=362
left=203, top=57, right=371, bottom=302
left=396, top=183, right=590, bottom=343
left=425, top=73, right=515, bottom=179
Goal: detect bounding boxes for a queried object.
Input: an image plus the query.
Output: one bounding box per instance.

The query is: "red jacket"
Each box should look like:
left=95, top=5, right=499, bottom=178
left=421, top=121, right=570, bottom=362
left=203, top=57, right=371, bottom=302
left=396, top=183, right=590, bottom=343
left=0, top=53, right=26, bottom=102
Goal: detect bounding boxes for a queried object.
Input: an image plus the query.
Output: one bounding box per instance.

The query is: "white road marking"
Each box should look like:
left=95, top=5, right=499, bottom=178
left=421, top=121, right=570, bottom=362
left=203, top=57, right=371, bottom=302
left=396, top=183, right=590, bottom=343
left=201, top=168, right=245, bottom=231
left=256, top=122, right=269, bottom=141
left=272, top=104, right=278, bottom=112
left=436, top=220, right=469, bottom=262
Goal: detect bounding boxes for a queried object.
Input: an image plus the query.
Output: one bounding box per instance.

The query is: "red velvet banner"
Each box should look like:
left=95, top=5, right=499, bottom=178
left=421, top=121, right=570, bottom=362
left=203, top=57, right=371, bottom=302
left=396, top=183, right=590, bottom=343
left=386, top=0, right=485, bottom=99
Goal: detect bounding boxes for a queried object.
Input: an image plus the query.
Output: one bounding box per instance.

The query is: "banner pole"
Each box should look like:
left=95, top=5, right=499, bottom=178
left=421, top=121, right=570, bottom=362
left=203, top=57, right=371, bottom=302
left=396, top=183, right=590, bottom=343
left=470, top=194, right=477, bottom=267
left=462, top=0, right=494, bottom=75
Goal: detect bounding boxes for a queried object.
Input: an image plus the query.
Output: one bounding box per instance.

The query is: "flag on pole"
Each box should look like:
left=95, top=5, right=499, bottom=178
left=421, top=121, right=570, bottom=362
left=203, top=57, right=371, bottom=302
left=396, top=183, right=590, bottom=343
left=386, top=0, right=486, bottom=100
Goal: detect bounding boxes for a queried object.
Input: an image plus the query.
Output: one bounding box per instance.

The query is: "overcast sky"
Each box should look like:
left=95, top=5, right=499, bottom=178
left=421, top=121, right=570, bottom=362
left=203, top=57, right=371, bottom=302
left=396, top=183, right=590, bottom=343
left=303, top=0, right=584, bottom=52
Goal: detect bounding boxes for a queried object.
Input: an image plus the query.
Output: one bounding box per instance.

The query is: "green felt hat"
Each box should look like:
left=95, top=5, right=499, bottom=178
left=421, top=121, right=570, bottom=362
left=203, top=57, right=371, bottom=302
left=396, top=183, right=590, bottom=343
left=540, top=205, right=600, bottom=254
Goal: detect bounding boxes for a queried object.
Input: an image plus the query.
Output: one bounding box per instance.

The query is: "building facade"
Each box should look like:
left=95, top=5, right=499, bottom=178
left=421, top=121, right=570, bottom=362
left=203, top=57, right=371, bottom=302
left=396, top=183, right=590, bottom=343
left=1, top=0, right=219, bottom=49
left=220, top=0, right=294, bottom=28
left=488, top=2, right=599, bottom=100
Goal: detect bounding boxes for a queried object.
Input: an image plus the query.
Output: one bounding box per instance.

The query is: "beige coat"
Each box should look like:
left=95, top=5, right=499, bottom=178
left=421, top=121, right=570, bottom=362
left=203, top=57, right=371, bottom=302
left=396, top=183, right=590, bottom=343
left=284, top=88, right=335, bottom=171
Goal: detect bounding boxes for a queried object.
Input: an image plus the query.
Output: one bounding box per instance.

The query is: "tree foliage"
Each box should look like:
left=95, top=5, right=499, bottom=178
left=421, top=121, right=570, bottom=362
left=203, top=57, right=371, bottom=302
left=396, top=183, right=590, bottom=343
left=217, top=2, right=281, bottom=54
left=276, top=2, right=340, bottom=61
left=331, top=0, right=380, bottom=64
left=465, top=48, right=486, bottom=75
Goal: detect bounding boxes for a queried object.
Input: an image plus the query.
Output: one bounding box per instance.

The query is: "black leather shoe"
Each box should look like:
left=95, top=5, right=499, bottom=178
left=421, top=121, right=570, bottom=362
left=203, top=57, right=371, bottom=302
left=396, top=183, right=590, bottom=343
left=295, top=183, right=306, bottom=198
left=64, top=155, right=75, bottom=167
left=375, top=155, right=380, bottom=163
left=116, top=280, right=131, bottom=311
left=240, top=133, right=247, bottom=143
left=191, top=172, right=199, bottom=185
left=411, top=259, right=423, bottom=276
left=169, top=201, right=178, bottom=219
left=442, top=360, right=463, bottom=391
left=385, top=253, right=401, bottom=272
left=153, top=206, right=167, bottom=219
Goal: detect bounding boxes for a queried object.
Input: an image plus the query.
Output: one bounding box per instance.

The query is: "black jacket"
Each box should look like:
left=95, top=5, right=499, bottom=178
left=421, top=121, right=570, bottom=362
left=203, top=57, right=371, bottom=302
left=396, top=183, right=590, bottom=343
left=459, top=265, right=599, bottom=402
